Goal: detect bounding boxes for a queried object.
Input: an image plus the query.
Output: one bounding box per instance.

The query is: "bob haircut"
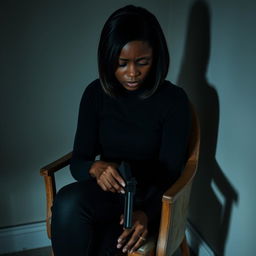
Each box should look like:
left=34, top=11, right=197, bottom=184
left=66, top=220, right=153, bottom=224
left=98, top=5, right=170, bottom=98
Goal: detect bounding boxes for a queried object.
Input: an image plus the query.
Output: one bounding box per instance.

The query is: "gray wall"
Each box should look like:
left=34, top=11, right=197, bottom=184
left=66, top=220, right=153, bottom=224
left=166, top=0, right=256, bottom=255
left=1, top=0, right=255, bottom=255
left=0, top=0, right=170, bottom=227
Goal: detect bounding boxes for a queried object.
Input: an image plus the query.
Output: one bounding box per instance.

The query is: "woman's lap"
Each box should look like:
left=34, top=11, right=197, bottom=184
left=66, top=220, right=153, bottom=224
left=51, top=179, right=124, bottom=256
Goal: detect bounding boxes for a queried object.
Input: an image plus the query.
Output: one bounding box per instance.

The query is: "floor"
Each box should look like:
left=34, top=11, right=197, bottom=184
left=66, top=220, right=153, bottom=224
left=1, top=246, right=196, bottom=256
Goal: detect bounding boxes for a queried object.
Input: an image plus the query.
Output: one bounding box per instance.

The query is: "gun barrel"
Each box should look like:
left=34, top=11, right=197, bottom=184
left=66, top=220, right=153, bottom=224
left=124, top=191, right=133, bottom=229
left=119, top=162, right=137, bottom=229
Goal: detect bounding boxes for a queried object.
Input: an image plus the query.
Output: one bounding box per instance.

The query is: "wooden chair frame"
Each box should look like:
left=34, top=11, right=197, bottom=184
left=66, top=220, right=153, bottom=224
left=40, top=104, right=200, bottom=256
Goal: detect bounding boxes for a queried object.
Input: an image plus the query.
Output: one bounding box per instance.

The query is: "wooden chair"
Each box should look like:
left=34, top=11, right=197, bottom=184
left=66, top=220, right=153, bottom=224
left=40, top=104, right=200, bottom=256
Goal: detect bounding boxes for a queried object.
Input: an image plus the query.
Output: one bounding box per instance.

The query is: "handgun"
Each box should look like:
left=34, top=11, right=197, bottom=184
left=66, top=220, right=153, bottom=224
left=119, top=162, right=137, bottom=229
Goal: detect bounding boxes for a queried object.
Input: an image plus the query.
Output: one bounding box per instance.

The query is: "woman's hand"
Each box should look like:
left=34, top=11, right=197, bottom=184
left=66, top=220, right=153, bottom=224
left=89, top=161, right=125, bottom=193
left=117, top=210, right=148, bottom=254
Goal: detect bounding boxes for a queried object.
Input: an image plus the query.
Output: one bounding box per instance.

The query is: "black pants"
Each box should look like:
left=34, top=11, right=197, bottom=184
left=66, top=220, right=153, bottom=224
left=51, top=179, right=124, bottom=256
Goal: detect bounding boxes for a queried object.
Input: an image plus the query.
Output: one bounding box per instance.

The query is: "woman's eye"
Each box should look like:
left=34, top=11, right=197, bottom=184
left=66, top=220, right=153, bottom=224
left=138, top=62, right=149, bottom=66
left=118, top=63, right=127, bottom=67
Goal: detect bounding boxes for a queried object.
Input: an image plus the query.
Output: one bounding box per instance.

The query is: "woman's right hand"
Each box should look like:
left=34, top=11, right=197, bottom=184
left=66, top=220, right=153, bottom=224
left=89, top=161, right=126, bottom=193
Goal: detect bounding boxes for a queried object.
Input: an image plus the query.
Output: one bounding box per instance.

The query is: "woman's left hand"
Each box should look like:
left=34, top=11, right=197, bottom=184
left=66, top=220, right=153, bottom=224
left=117, top=210, right=148, bottom=254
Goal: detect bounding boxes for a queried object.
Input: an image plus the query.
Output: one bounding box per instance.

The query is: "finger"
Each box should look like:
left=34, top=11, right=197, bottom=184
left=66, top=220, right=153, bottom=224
left=129, top=231, right=148, bottom=253
left=104, top=177, right=117, bottom=192
left=99, top=171, right=116, bottom=192
left=103, top=168, right=125, bottom=193
left=120, top=215, right=124, bottom=225
left=122, top=226, right=145, bottom=253
left=118, top=228, right=133, bottom=242
left=97, top=176, right=115, bottom=192
left=117, top=228, right=133, bottom=248
left=105, top=181, right=116, bottom=192
left=109, top=167, right=126, bottom=188
left=105, top=169, right=124, bottom=193
left=97, top=180, right=108, bottom=192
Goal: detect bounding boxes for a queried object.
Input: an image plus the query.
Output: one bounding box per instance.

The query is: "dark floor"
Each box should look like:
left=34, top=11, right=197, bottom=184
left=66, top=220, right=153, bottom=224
left=1, top=246, right=196, bottom=256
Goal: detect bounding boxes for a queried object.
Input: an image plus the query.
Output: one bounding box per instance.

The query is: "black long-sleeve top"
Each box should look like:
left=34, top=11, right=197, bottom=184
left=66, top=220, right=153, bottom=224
left=70, top=79, right=191, bottom=222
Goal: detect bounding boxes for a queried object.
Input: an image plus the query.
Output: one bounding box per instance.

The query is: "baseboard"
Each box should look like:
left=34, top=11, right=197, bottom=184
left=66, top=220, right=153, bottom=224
left=0, top=222, right=51, bottom=255
left=0, top=220, right=214, bottom=255
left=186, top=221, right=215, bottom=256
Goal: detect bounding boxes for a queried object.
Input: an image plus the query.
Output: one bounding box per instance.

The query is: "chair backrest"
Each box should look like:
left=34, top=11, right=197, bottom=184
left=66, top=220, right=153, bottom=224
left=156, top=103, right=200, bottom=256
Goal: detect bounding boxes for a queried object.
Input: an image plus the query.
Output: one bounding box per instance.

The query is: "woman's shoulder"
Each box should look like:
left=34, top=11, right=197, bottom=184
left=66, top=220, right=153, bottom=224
left=156, top=81, right=190, bottom=120
left=83, top=79, right=102, bottom=95
left=157, top=80, right=188, bottom=102
left=79, top=79, right=103, bottom=108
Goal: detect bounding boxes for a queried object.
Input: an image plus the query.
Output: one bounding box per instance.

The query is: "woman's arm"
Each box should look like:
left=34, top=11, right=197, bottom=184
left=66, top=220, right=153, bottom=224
left=142, top=88, right=191, bottom=222
left=70, top=80, right=125, bottom=193
left=70, top=81, right=101, bottom=181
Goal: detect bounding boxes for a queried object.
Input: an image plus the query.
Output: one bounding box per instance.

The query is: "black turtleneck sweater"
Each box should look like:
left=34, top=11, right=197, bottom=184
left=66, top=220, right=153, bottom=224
left=70, top=79, right=191, bottom=221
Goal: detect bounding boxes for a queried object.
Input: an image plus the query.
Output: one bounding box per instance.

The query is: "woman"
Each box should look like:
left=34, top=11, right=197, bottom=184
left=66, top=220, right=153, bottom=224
left=51, top=5, right=190, bottom=256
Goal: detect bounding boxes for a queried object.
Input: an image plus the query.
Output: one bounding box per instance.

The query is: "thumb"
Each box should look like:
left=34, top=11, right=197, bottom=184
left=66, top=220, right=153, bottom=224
left=120, top=214, right=124, bottom=225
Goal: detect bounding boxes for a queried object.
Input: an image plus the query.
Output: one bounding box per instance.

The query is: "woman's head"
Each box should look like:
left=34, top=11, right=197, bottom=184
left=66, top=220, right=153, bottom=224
left=98, top=5, right=169, bottom=98
left=114, top=40, right=153, bottom=92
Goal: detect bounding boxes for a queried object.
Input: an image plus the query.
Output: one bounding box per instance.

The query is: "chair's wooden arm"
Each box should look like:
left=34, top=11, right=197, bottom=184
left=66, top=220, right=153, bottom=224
left=40, top=152, right=72, bottom=176
left=156, top=104, right=200, bottom=255
left=162, top=160, right=197, bottom=203
left=40, top=151, right=72, bottom=238
left=156, top=160, right=198, bottom=256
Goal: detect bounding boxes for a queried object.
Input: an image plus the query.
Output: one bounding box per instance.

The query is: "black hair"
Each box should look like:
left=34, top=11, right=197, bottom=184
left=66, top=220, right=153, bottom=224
left=98, top=5, right=169, bottom=98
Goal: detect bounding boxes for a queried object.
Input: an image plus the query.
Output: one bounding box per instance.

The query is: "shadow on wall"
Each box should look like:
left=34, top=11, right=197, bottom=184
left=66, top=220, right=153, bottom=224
left=178, top=1, right=239, bottom=255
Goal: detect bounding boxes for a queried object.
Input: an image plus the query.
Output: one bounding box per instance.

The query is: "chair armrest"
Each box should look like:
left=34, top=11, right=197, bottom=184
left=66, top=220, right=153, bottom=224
left=162, top=159, right=197, bottom=203
left=156, top=160, right=198, bottom=255
left=40, top=152, right=72, bottom=176
left=155, top=103, right=200, bottom=255
left=40, top=151, right=72, bottom=238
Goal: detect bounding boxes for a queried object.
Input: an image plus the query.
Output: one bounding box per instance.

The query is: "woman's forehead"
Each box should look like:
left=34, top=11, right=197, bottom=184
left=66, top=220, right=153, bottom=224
left=119, top=41, right=153, bottom=58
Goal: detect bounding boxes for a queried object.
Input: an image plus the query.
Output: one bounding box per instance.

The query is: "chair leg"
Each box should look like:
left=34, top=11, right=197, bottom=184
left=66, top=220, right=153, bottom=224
left=180, top=235, right=190, bottom=256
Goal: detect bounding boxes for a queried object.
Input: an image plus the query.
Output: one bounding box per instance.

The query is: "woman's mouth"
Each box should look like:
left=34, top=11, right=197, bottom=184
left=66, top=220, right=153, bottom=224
left=125, top=81, right=140, bottom=87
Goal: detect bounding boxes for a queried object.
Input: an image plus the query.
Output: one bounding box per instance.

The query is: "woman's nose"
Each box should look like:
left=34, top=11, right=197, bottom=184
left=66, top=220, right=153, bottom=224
left=128, top=64, right=140, bottom=78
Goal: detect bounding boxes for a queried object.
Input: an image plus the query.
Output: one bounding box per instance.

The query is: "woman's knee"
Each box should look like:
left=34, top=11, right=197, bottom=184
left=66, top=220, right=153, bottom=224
left=51, top=179, right=123, bottom=224
left=51, top=180, right=100, bottom=220
left=52, top=182, right=88, bottom=219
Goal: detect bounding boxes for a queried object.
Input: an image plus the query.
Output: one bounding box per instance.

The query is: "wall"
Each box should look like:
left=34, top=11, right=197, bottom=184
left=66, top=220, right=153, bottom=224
left=2, top=0, right=255, bottom=254
left=0, top=0, right=170, bottom=228
left=166, top=0, right=256, bottom=255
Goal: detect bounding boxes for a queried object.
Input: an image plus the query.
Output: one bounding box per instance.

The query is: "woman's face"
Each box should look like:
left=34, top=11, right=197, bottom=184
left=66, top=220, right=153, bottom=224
left=115, top=40, right=153, bottom=91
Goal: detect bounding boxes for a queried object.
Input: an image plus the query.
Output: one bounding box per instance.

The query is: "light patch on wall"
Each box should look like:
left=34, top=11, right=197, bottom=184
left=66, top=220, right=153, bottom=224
left=211, top=180, right=225, bottom=218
